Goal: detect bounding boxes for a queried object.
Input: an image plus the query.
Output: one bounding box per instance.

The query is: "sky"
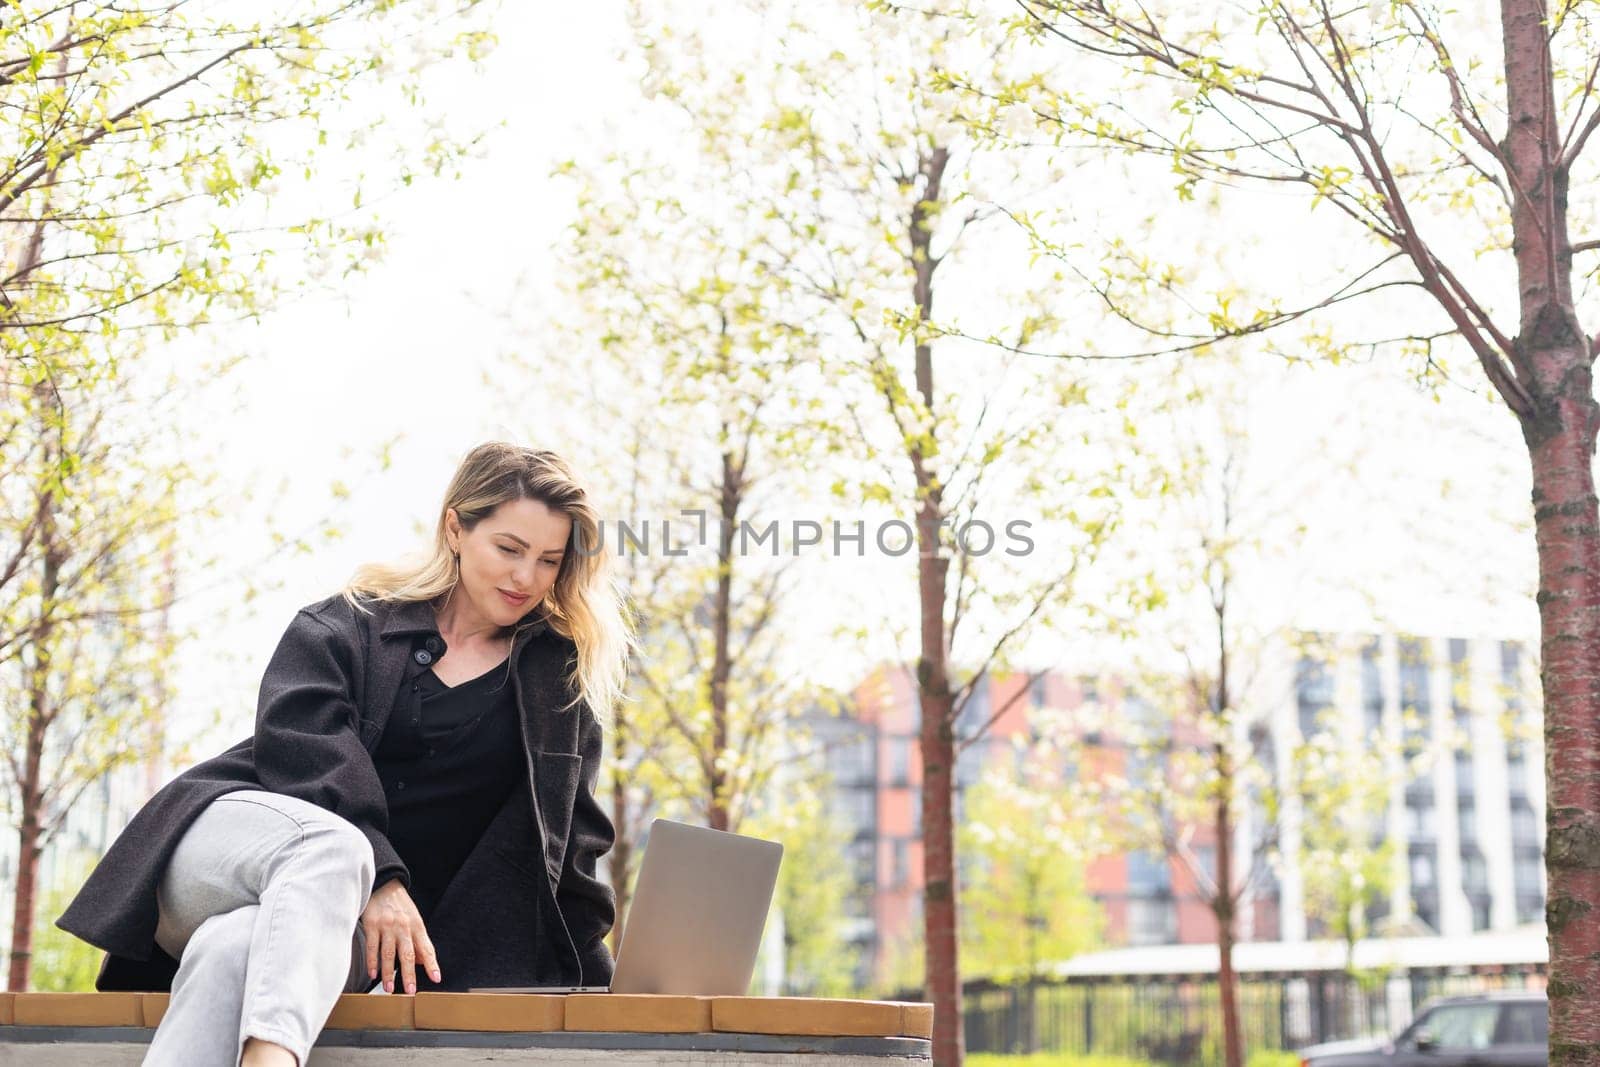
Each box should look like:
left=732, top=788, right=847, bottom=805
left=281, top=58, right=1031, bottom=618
left=157, top=0, right=1543, bottom=759
left=163, top=0, right=647, bottom=748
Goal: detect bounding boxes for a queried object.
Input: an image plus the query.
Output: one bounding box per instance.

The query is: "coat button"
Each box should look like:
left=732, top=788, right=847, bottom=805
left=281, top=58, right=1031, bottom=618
left=413, top=649, right=433, bottom=666
left=424, top=635, right=446, bottom=655
left=397, top=780, right=406, bottom=790
left=427, top=748, right=436, bottom=758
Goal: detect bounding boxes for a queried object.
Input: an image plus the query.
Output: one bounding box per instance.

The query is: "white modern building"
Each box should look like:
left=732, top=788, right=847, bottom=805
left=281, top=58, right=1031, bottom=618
left=1268, top=632, right=1546, bottom=943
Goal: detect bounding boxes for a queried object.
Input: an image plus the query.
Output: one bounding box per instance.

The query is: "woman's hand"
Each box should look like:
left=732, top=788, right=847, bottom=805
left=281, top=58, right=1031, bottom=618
left=361, top=880, right=441, bottom=993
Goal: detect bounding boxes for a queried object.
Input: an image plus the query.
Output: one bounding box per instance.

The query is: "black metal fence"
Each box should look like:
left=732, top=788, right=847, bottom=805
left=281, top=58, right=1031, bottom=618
left=960, top=967, right=1546, bottom=1064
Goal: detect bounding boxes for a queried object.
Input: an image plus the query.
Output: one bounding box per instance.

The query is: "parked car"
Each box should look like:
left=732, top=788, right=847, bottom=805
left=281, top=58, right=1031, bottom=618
left=1299, top=991, right=1547, bottom=1067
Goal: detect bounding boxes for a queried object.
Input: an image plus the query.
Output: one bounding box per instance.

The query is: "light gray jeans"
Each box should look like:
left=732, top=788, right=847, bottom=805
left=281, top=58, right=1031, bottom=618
left=144, top=790, right=378, bottom=1067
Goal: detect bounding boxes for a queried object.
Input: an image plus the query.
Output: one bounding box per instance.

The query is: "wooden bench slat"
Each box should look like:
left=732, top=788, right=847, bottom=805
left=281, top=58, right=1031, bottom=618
left=712, top=996, right=904, bottom=1037
left=325, top=993, right=416, bottom=1030
left=565, top=994, right=711, bottom=1033
left=900, top=1003, right=934, bottom=1039
left=412, top=992, right=564, bottom=1032
left=12, top=993, right=142, bottom=1027
left=0, top=989, right=933, bottom=1039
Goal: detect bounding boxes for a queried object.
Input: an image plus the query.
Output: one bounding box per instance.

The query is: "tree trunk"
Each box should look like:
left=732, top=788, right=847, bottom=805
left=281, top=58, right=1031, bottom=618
left=1525, top=410, right=1600, bottom=1063
left=1344, top=923, right=1361, bottom=1037
left=920, top=680, right=959, bottom=1063
left=9, top=402, right=59, bottom=992
left=1498, top=1, right=1600, bottom=1060
left=608, top=735, right=634, bottom=958
left=613, top=425, right=647, bottom=954
left=1215, top=784, right=1243, bottom=1067
left=909, top=144, right=963, bottom=1066
left=1024, top=863, right=1041, bottom=1054
left=7, top=726, right=44, bottom=992
left=146, top=545, right=177, bottom=796
left=1208, top=480, right=1243, bottom=1067
left=706, top=448, right=740, bottom=833
left=3, top=206, right=55, bottom=993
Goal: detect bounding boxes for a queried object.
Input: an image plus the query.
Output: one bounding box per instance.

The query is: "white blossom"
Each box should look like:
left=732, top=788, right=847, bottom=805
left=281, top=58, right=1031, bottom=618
left=932, top=118, right=964, bottom=146
left=1000, top=102, right=1037, bottom=140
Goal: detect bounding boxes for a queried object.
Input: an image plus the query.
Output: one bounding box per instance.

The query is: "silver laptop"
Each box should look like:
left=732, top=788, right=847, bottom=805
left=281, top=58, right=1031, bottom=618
left=472, top=818, right=783, bottom=995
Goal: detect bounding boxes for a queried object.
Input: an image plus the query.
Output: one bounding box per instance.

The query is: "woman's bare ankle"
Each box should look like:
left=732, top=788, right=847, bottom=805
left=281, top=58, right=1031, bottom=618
left=239, top=1036, right=298, bottom=1067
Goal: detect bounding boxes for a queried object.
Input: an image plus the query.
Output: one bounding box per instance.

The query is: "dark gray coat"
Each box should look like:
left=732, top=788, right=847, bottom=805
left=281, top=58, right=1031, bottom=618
left=55, top=593, right=615, bottom=993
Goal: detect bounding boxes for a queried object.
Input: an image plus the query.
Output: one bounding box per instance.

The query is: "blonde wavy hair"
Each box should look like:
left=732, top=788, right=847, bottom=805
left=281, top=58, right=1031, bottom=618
left=342, top=443, right=632, bottom=724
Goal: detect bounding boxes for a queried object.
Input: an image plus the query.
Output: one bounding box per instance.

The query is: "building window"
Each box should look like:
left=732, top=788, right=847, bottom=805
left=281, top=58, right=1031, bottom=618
left=1127, top=851, right=1172, bottom=896
left=1513, top=846, right=1546, bottom=925
left=1028, top=674, right=1048, bottom=708
left=1405, top=777, right=1436, bottom=805
left=954, top=741, right=988, bottom=790
left=1413, top=895, right=1439, bottom=933
left=1448, top=638, right=1470, bottom=713
left=1513, top=850, right=1544, bottom=898
left=887, top=737, right=911, bottom=786
left=1127, top=897, right=1178, bottom=946
left=1399, top=637, right=1431, bottom=711
left=1398, top=637, right=1431, bottom=764
left=1302, top=658, right=1334, bottom=701
left=832, top=788, right=876, bottom=836
left=1500, top=641, right=1526, bottom=724
left=1506, top=750, right=1531, bottom=800
left=1361, top=640, right=1385, bottom=739
left=1460, top=848, right=1488, bottom=894
left=845, top=885, right=873, bottom=921
left=1457, top=801, right=1477, bottom=845
left=1297, top=703, right=1322, bottom=741
left=849, top=839, right=875, bottom=887
left=1405, top=795, right=1437, bottom=843
left=1455, top=750, right=1476, bottom=797
left=1510, top=801, right=1541, bottom=847
left=1410, top=849, right=1437, bottom=889
left=1296, top=654, right=1334, bottom=738
left=832, top=734, right=876, bottom=787
left=1500, top=641, right=1522, bottom=681
left=963, top=682, right=990, bottom=736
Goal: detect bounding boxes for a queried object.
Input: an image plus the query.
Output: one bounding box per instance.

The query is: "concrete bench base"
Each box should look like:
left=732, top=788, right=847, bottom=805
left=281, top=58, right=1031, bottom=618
left=0, top=1027, right=932, bottom=1064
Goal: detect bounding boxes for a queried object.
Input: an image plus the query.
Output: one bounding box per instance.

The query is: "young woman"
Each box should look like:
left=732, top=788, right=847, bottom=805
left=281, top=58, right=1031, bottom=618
left=56, top=443, right=631, bottom=1067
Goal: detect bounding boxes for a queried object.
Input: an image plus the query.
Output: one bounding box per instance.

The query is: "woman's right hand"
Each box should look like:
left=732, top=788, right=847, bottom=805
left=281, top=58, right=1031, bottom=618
left=361, top=879, right=441, bottom=994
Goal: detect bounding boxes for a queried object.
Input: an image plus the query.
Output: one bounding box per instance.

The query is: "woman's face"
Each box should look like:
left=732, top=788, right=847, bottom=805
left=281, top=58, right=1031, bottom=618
left=445, top=498, right=573, bottom=630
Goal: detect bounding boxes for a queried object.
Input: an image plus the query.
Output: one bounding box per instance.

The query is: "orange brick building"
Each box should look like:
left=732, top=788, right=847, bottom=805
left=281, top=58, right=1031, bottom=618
left=814, top=664, right=1278, bottom=990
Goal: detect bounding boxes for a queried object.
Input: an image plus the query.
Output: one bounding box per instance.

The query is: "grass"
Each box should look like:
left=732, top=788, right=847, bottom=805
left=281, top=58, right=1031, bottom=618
left=965, top=1052, right=1301, bottom=1067
left=967, top=1057, right=1156, bottom=1067
left=1246, top=1054, right=1301, bottom=1067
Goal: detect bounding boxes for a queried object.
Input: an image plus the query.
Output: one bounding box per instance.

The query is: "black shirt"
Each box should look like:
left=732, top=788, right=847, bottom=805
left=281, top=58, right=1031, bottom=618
left=373, top=654, right=524, bottom=922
